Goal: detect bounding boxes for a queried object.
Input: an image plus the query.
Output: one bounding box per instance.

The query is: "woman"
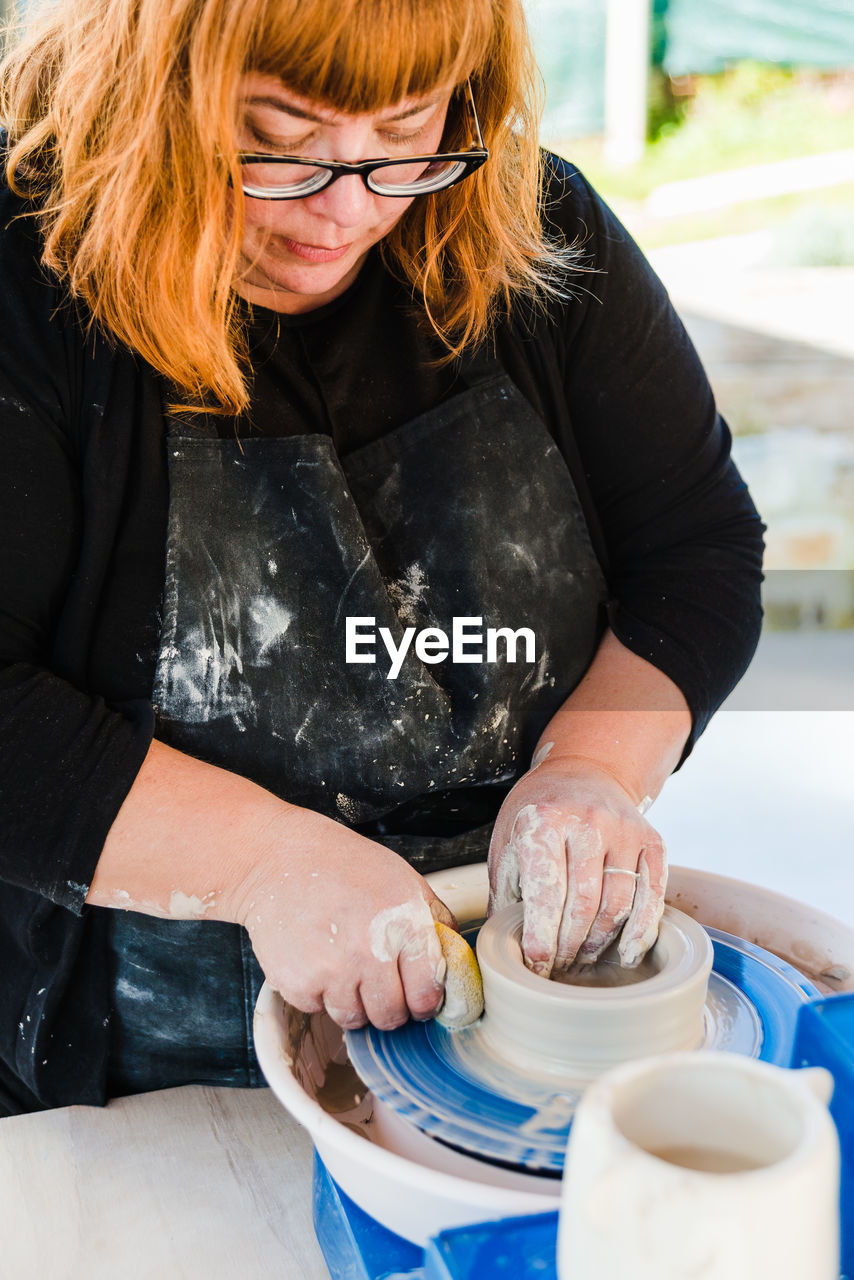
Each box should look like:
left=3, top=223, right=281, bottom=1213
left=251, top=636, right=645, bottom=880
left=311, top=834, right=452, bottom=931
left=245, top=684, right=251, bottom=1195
left=0, top=0, right=763, bottom=1115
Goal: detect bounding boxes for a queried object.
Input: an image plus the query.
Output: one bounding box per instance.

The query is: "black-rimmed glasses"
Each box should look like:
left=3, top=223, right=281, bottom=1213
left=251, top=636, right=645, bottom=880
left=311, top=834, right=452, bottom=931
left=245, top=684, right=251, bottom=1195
left=238, top=79, right=488, bottom=200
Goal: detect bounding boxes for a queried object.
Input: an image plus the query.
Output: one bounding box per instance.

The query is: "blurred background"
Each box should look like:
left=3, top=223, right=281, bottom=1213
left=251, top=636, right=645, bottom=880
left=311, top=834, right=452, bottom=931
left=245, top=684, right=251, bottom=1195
left=525, top=0, right=854, bottom=917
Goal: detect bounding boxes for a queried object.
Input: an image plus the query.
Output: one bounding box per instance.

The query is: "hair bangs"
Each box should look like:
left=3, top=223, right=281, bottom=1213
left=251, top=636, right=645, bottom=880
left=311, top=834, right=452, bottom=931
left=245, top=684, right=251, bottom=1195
left=247, top=0, right=494, bottom=111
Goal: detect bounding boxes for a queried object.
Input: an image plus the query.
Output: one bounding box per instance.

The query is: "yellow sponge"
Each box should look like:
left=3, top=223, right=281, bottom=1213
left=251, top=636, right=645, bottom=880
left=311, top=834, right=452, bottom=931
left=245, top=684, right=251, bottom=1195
left=434, top=921, right=484, bottom=1029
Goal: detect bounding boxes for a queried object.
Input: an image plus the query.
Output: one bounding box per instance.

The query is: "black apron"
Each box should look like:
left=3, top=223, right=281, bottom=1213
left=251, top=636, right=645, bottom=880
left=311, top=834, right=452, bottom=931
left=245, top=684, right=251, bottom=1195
left=106, top=356, right=608, bottom=1094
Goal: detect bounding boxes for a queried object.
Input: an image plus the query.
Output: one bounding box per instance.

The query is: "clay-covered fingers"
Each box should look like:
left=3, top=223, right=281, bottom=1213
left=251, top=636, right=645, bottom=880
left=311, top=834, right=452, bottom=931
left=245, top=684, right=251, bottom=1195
left=486, top=764, right=669, bottom=978
left=617, top=837, right=668, bottom=967
left=575, top=859, right=640, bottom=965
left=397, top=943, right=447, bottom=1023
left=365, top=894, right=447, bottom=1026
left=240, top=824, right=456, bottom=1032
left=551, top=815, right=607, bottom=969
left=323, top=988, right=370, bottom=1030
left=312, top=967, right=403, bottom=1031
left=321, top=918, right=446, bottom=1031
left=355, top=971, right=412, bottom=1031
left=487, top=817, right=521, bottom=916
left=501, top=804, right=568, bottom=977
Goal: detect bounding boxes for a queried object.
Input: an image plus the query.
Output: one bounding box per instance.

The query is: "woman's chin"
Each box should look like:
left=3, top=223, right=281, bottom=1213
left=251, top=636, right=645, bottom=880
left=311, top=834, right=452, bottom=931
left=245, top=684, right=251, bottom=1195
left=235, top=249, right=365, bottom=313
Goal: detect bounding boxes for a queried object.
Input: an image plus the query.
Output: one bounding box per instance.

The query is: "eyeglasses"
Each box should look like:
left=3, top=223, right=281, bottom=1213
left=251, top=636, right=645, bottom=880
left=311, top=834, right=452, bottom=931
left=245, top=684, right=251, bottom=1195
left=238, top=79, right=488, bottom=200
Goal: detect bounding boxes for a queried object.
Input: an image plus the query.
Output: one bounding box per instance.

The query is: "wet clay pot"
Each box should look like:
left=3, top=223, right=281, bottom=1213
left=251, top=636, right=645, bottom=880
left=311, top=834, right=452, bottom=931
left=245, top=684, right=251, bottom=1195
left=476, top=904, right=714, bottom=1082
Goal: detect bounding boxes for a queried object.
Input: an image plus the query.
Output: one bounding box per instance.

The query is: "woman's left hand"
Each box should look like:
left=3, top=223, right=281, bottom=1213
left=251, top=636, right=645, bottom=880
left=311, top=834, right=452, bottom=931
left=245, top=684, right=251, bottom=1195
left=487, top=756, right=667, bottom=975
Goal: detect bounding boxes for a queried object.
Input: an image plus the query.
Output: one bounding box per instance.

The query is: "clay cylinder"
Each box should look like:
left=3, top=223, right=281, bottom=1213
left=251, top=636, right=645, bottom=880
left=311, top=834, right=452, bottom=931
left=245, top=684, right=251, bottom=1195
left=476, top=904, right=713, bottom=1082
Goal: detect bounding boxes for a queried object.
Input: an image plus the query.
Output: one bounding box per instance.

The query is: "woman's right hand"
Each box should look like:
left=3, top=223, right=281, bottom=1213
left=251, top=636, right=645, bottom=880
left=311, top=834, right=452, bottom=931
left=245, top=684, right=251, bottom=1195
left=89, top=739, right=454, bottom=1032
left=229, top=810, right=456, bottom=1030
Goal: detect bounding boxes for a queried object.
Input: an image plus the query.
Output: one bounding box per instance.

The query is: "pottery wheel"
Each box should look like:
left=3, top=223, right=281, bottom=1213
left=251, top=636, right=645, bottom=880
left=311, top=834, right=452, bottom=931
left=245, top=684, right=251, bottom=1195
left=345, top=926, right=819, bottom=1174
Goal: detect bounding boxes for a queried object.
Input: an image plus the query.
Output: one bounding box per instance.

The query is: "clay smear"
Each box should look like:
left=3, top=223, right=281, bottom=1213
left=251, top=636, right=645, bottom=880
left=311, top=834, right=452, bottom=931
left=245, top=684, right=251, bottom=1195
left=369, top=900, right=446, bottom=984
left=168, top=889, right=217, bottom=919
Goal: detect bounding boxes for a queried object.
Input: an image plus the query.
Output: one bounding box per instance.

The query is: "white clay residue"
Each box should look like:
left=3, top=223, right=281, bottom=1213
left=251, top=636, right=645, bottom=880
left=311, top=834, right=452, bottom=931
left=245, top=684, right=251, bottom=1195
left=619, top=854, right=667, bottom=968
left=518, top=1093, right=577, bottom=1138
left=489, top=835, right=521, bottom=914
left=620, top=918, right=663, bottom=967
left=489, top=804, right=566, bottom=973
left=437, top=983, right=474, bottom=1027
left=369, top=900, right=445, bottom=984
left=485, top=702, right=511, bottom=736
left=156, top=584, right=292, bottom=728
left=294, top=701, right=321, bottom=747
left=511, top=806, right=583, bottom=971
left=157, top=623, right=253, bottom=726
left=0, top=392, right=33, bottom=415
left=563, top=814, right=605, bottom=873
left=332, top=548, right=372, bottom=628
left=501, top=540, right=539, bottom=573
left=335, top=792, right=362, bottom=822
left=560, top=816, right=609, bottom=958
left=115, top=977, right=156, bottom=1004
left=521, top=646, right=552, bottom=695
left=249, top=597, right=292, bottom=663
left=531, top=741, right=555, bottom=769
left=168, top=889, right=217, bottom=919
left=386, top=562, right=427, bottom=626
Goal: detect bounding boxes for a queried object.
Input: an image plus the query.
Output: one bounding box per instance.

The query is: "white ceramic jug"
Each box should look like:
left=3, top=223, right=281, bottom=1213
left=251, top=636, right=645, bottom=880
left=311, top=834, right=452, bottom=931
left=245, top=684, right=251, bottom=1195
left=558, top=1050, right=840, bottom=1280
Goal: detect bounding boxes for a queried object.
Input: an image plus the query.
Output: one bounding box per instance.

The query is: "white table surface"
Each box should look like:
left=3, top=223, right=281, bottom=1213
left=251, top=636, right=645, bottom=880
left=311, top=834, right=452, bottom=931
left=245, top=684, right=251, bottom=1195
left=0, top=1085, right=329, bottom=1280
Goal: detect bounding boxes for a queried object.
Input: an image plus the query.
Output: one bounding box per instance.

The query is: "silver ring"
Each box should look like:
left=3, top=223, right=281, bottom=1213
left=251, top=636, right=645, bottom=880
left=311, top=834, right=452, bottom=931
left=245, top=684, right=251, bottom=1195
left=602, top=868, right=640, bottom=879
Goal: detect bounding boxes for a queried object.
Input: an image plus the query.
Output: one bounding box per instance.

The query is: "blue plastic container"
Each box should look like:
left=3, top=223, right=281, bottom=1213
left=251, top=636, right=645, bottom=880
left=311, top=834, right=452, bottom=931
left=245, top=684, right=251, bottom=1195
left=311, top=1152, right=424, bottom=1279
left=311, top=1153, right=561, bottom=1280
left=423, top=1213, right=559, bottom=1280
left=791, top=994, right=854, bottom=1280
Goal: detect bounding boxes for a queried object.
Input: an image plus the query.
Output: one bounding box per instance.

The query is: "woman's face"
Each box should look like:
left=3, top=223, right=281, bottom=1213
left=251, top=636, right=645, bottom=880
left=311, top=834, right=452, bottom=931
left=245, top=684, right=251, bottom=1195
left=234, top=73, right=452, bottom=314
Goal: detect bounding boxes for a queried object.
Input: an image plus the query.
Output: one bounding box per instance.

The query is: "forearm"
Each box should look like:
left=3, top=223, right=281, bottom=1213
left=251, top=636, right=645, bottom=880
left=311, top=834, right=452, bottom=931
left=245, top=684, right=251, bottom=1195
left=87, top=738, right=452, bottom=1028
left=534, top=628, right=692, bottom=805
left=86, top=738, right=318, bottom=921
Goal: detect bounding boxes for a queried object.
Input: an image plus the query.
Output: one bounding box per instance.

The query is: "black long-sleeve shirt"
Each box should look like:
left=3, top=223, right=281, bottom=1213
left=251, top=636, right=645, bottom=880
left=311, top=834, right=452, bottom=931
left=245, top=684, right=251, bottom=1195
left=0, top=156, right=764, bottom=1113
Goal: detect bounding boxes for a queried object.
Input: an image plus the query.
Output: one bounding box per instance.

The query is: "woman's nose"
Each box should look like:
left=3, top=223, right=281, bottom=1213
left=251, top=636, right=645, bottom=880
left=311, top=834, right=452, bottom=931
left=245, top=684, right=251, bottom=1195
left=306, top=173, right=379, bottom=229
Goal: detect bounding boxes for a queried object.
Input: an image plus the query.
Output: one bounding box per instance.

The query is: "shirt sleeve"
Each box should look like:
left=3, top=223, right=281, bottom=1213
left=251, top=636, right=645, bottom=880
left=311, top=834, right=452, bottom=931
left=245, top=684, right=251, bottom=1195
left=0, top=187, right=154, bottom=914
left=544, top=158, right=765, bottom=757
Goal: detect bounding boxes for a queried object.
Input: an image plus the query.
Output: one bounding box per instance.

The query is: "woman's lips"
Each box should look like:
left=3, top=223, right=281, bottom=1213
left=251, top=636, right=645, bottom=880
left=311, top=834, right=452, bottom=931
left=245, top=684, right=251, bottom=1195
left=278, top=236, right=351, bottom=263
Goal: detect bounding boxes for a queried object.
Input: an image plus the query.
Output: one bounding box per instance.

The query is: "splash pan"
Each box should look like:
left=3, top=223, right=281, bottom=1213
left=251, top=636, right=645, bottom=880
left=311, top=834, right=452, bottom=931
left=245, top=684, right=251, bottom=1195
left=254, top=863, right=854, bottom=1245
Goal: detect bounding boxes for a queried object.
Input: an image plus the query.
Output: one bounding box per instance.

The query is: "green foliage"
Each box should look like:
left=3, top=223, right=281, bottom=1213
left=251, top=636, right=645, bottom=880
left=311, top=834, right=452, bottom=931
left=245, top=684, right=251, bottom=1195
left=651, top=63, right=852, bottom=179
left=557, top=64, right=854, bottom=200
left=647, top=68, right=687, bottom=143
